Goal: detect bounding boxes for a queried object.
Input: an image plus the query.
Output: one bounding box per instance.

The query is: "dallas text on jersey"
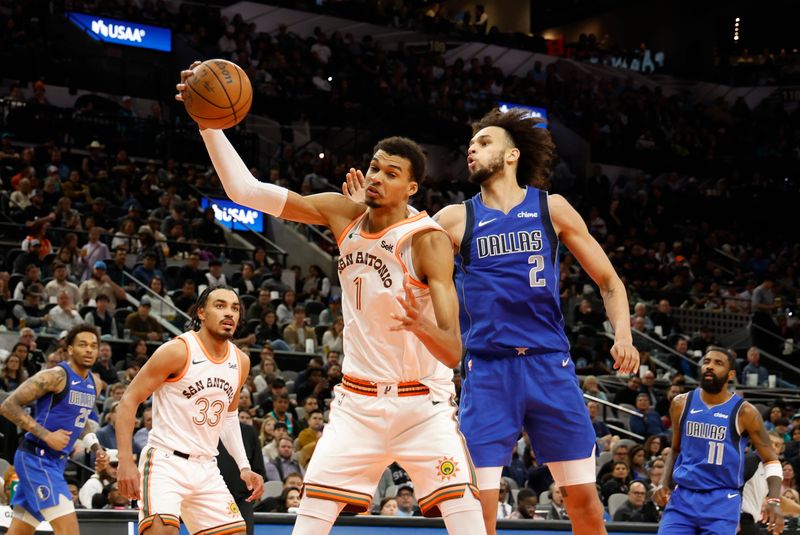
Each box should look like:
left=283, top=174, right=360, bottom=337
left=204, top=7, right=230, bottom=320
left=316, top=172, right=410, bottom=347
left=182, top=377, right=237, bottom=402
left=337, top=251, right=393, bottom=288
left=477, top=230, right=543, bottom=259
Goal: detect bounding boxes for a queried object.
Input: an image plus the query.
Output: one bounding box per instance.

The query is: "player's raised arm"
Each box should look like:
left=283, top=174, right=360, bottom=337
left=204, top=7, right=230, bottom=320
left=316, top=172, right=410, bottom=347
left=115, top=338, right=187, bottom=500
left=548, top=194, right=638, bottom=374
left=0, top=367, right=71, bottom=450
left=654, top=392, right=687, bottom=507
left=391, top=230, right=461, bottom=368
left=740, top=403, right=784, bottom=534
left=176, top=64, right=364, bottom=234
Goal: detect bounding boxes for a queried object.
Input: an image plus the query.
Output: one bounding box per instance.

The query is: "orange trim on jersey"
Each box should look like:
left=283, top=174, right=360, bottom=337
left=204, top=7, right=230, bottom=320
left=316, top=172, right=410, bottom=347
left=191, top=331, right=230, bottom=364
left=235, top=347, right=246, bottom=390
left=393, top=224, right=444, bottom=289
left=302, top=482, right=372, bottom=513
left=165, top=337, right=191, bottom=383
left=418, top=483, right=480, bottom=517
left=336, top=212, right=367, bottom=246
left=194, top=520, right=247, bottom=535
left=359, top=211, right=429, bottom=240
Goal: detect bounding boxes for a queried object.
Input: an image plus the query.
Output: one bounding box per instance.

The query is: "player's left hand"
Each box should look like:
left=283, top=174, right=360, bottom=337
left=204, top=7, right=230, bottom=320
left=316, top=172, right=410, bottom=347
left=240, top=469, right=264, bottom=502
left=342, top=167, right=366, bottom=203
left=762, top=502, right=785, bottom=535
left=610, top=340, right=639, bottom=375
left=390, top=274, right=424, bottom=334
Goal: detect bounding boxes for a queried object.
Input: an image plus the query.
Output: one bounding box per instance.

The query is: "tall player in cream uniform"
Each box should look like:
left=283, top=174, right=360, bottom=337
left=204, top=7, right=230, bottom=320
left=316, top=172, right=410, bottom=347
left=115, top=287, right=264, bottom=535
left=180, top=57, right=485, bottom=535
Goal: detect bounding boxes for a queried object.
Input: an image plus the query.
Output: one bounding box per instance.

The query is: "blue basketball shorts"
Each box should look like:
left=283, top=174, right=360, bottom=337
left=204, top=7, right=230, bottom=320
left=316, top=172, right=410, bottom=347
left=658, top=486, right=741, bottom=535
left=12, top=448, right=71, bottom=522
left=458, top=351, right=595, bottom=467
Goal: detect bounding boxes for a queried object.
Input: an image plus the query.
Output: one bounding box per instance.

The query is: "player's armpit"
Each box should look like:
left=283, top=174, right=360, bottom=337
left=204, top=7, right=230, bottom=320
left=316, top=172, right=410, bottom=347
left=0, top=367, right=67, bottom=438
left=229, top=348, right=252, bottom=412
left=740, top=403, right=779, bottom=463
left=124, top=339, right=189, bottom=405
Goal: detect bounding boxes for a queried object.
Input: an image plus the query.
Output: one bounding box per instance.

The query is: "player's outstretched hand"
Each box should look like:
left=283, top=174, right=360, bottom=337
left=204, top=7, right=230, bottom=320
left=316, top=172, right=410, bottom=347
left=390, top=274, right=423, bottom=334
left=342, top=167, right=366, bottom=203
left=763, top=502, right=785, bottom=535
left=240, top=469, right=264, bottom=502
left=610, top=340, right=639, bottom=375
left=44, top=429, right=72, bottom=451
left=651, top=485, right=670, bottom=508
left=117, top=458, right=141, bottom=500
left=175, top=61, right=202, bottom=102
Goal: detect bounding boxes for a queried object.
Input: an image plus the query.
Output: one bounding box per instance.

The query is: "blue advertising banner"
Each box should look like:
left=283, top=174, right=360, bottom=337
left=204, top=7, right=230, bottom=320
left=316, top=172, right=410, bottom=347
left=66, top=11, right=172, bottom=52
left=201, top=197, right=265, bottom=233
left=497, top=101, right=548, bottom=127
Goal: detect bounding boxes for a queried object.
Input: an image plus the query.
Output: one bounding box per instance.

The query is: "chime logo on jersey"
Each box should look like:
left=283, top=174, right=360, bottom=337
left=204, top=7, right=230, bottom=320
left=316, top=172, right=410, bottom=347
left=336, top=250, right=394, bottom=288
left=435, top=457, right=459, bottom=481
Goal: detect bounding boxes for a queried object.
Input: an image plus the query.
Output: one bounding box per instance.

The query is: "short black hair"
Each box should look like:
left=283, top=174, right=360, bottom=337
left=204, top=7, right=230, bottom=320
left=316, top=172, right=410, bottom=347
left=65, top=324, right=100, bottom=347
left=188, top=286, right=242, bottom=331
left=704, top=345, right=737, bottom=371
left=372, top=136, right=426, bottom=183
left=472, top=107, right=555, bottom=189
left=308, top=408, right=324, bottom=418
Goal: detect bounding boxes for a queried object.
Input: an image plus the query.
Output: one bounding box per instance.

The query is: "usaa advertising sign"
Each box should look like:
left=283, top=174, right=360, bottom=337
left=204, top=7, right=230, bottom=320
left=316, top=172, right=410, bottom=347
left=66, top=12, right=172, bottom=52
left=201, top=198, right=265, bottom=233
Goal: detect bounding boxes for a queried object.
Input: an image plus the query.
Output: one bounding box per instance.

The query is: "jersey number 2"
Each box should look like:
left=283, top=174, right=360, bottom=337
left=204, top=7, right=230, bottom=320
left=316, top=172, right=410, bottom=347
left=74, top=407, right=91, bottom=429
left=707, top=441, right=724, bottom=465
left=528, top=255, right=546, bottom=287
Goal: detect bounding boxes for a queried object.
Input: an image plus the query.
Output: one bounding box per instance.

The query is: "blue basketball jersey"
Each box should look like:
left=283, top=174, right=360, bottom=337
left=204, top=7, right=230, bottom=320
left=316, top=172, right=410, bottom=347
left=455, top=187, right=569, bottom=356
left=673, top=389, right=747, bottom=491
left=25, top=362, right=97, bottom=455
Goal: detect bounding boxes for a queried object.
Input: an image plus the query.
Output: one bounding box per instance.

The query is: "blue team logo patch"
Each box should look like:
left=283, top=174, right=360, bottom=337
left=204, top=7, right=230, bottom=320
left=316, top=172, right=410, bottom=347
left=36, top=485, right=51, bottom=501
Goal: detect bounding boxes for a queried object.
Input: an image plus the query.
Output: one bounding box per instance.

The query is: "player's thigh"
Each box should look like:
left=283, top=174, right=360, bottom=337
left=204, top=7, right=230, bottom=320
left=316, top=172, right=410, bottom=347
left=7, top=512, right=39, bottom=535
left=182, top=462, right=246, bottom=535
left=13, top=452, right=71, bottom=520
left=302, top=388, right=390, bottom=512
left=137, top=447, right=185, bottom=532
left=459, top=355, right=524, bottom=467
left=522, top=354, right=595, bottom=464
left=395, top=399, right=479, bottom=517
left=546, top=455, right=597, bottom=489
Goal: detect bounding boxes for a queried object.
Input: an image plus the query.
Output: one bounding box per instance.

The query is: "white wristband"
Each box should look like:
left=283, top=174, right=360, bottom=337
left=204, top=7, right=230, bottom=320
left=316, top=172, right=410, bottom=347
left=765, top=461, right=783, bottom=480
left=84, top=433, right=99, bottom=450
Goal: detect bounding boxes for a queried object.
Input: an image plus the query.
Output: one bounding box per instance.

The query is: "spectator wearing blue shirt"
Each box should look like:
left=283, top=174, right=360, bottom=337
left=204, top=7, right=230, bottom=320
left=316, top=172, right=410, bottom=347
left=742, top=346, right=770, bottom=386
left=629, top=393, right=665, bottom=438
left=131, top=252, right=163, bottom=286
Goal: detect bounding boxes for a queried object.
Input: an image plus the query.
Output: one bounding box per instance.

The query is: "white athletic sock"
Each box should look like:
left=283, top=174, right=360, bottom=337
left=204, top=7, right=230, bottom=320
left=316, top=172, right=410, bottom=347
left=291, top=514, right=334, bottom=535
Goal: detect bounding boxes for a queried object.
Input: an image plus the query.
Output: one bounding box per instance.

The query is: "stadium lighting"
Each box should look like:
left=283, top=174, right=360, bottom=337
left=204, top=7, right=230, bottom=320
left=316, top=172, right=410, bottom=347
left=319, top=152, right=325, bottom=159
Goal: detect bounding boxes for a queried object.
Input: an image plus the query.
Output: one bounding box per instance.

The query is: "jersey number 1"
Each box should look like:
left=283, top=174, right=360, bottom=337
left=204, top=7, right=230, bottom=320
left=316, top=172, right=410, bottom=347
left=354, top=276, right=363, bottom=310
left=707, top=441, right=724, bottom=465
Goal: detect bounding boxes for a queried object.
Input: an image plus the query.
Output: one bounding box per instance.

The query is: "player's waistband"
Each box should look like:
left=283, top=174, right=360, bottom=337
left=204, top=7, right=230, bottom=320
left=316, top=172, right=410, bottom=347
left=19, top=438, right=67, bottom=460
left=466, top=348, right=569, bottom=359
left=145, top=442, right=215, bottom=462
left=342, top=375, right=430, bottom=397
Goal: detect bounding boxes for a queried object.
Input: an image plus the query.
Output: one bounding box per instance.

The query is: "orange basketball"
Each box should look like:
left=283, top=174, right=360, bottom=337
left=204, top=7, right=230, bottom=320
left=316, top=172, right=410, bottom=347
left=182, top=59, right=252, bottom=130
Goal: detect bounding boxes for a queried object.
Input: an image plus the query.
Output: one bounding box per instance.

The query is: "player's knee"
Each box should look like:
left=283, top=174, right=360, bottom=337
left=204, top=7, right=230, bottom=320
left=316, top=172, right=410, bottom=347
left=562, top=485, right=603, bottom=517
left=439, top=490, right=482, bottom=517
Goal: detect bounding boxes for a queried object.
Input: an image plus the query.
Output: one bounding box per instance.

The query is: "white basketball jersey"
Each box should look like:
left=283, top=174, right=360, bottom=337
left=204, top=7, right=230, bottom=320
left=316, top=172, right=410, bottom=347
left=148, top=331, right=242, bottom=457
left=336, top=210, right=455, bottom=400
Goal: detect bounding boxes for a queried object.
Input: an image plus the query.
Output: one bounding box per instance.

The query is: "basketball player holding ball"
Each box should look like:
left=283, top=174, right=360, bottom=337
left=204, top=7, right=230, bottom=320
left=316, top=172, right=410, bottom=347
left=177, top=62, right=486, bottom=535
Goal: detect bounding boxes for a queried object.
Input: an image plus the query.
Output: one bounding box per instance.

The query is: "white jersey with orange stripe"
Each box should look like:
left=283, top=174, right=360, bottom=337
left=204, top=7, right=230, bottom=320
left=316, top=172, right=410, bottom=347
left=335, top=210, right=456, bottom=401
left=147, top=331, right=242, bottom=458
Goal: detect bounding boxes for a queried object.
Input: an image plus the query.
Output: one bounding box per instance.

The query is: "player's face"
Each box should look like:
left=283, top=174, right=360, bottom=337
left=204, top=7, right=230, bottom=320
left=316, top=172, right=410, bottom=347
left=700, top=351, right=734, bottom=394
left=68, top=332, right=99, bottom=370
left=364, top=150, right=417, bottom=209
left=199, top=289, right=241, bottom=340
left=467, top=126, right=514, bottom=184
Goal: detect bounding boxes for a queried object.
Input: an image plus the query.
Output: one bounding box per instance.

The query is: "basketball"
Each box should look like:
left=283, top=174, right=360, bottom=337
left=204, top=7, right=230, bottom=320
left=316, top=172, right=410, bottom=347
left=182, top=59, right=252, bottom=130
